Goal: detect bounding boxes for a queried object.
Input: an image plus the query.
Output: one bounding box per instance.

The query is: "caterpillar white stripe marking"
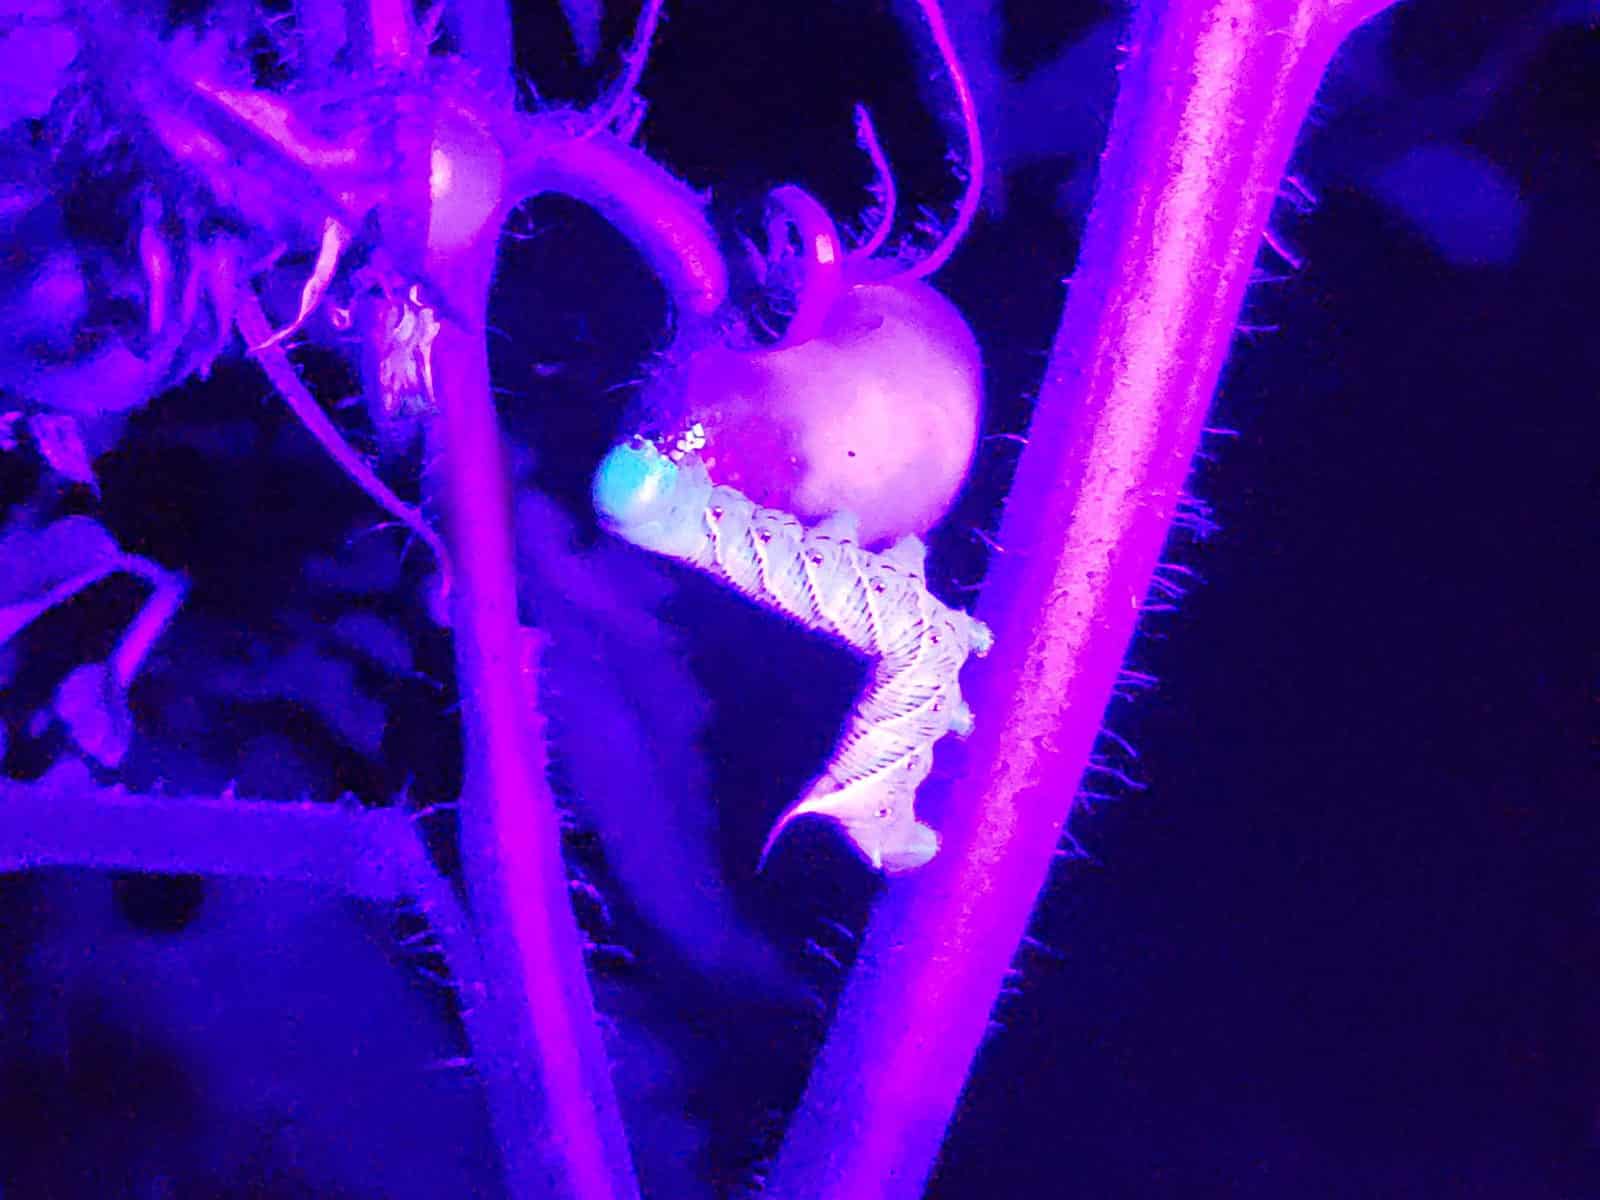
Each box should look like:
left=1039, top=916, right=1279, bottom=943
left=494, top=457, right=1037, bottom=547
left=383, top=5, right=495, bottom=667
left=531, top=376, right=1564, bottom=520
left=593, top=439, right=992, bottom=873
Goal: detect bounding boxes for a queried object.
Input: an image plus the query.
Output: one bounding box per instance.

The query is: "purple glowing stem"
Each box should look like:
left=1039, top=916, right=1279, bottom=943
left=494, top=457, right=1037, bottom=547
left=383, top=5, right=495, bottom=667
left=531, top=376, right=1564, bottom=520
left=763, top=1, right=1400, bottom=1196
left=421, top=90, right=721, bottom=1200
left=898, top=0, right=983, bottom=282
left=583, top=0, right=666, bottom=134
left=561, top=0, right=603, bottom=66
left=762, top=184, right=846, bottom=348
left=365, top=0, right=418, bottom=66
left=506, top=125, right=728, bottom=317
left=849, top=105, right=897, bottom=260
left=107, top=556, right=184, bottom=688
left=431, top=309, right=640, bottom=1200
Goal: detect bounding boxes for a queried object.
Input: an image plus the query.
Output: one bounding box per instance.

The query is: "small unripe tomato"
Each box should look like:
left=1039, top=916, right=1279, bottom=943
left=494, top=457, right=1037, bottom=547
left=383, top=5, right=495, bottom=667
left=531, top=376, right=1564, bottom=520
left=652, top=281, right=981, bottom=548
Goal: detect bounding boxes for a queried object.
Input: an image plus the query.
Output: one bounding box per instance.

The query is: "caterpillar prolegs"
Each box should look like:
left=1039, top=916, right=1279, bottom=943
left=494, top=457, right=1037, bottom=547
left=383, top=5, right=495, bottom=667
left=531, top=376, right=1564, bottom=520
left=593, top=439, right=992, bottom=873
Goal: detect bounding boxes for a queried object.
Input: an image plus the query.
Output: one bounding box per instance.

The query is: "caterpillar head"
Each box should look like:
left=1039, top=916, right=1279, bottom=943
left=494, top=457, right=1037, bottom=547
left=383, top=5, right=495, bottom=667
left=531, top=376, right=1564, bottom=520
left=592, top=439, right=714, bottom=557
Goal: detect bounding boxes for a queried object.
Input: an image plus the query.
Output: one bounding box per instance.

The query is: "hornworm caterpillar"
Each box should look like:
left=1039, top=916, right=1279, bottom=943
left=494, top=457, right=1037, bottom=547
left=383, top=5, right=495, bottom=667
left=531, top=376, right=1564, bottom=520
left=593, top=439, right=992, bottom=873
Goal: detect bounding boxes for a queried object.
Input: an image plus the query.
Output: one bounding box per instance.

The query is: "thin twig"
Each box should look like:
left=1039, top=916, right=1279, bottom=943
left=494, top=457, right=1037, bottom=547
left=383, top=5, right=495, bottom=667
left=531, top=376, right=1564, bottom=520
left=236, top=287, right=453, bottom=616
left=583, top=0, right=666, bottom=135
left=898, top=0, right=984, bottom=280
left=848, top=105, right=897, bottom=260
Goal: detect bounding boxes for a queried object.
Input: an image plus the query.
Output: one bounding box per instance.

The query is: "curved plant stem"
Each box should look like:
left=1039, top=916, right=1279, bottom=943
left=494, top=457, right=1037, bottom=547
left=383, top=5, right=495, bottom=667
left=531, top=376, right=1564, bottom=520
left=506, top=124, right=728, bottom=319
left=848, top=105, right=897, bottom=260
left=107, top=555, right=185, bottom=688
left=762, top=0, right=1403, bottom=1196
left=896, top=0, right=984, bottom=281
left=237, top=289, right=453, bottom=615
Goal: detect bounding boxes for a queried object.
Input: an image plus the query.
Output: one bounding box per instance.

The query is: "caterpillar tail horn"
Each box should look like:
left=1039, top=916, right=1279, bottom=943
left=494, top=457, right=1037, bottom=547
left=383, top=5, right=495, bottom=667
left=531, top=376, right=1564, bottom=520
left=757, top=776, right=940, bottom=874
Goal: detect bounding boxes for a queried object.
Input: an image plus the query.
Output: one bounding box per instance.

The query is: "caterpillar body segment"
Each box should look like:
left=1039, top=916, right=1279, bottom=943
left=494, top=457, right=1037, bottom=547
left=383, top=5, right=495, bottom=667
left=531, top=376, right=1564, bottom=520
left=593, top=440, right=992, bottom=873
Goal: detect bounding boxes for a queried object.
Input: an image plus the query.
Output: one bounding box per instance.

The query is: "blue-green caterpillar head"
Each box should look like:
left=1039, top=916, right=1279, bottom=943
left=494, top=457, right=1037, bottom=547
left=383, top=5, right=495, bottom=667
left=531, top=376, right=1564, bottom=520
left=593, top=440, right=714, bottom=556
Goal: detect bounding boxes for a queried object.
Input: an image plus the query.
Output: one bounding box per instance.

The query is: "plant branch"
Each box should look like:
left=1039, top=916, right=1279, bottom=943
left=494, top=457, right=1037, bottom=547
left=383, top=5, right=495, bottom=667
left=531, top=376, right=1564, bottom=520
left=582, top=0, right=665, bottom=134
left=237, top=288, right=453, bottom=614
left=0, top=778, right=438, bottom=903
left=762, top=0, right=1402, bottom=1195
left=108, top=554, right=186, bottom=687
left=430, top=304, right=639, bottom=1200
left=506, top=124, right=728, bottom=320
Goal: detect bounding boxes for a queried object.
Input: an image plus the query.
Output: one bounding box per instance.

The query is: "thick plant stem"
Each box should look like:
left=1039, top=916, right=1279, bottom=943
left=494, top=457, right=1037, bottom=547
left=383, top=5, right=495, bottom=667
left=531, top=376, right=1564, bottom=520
left=420, top=63, right=719, bottom=1200
left=762, top=1, right=1399, bottom=1196
left=431, top=306, right=639, bottom=1200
